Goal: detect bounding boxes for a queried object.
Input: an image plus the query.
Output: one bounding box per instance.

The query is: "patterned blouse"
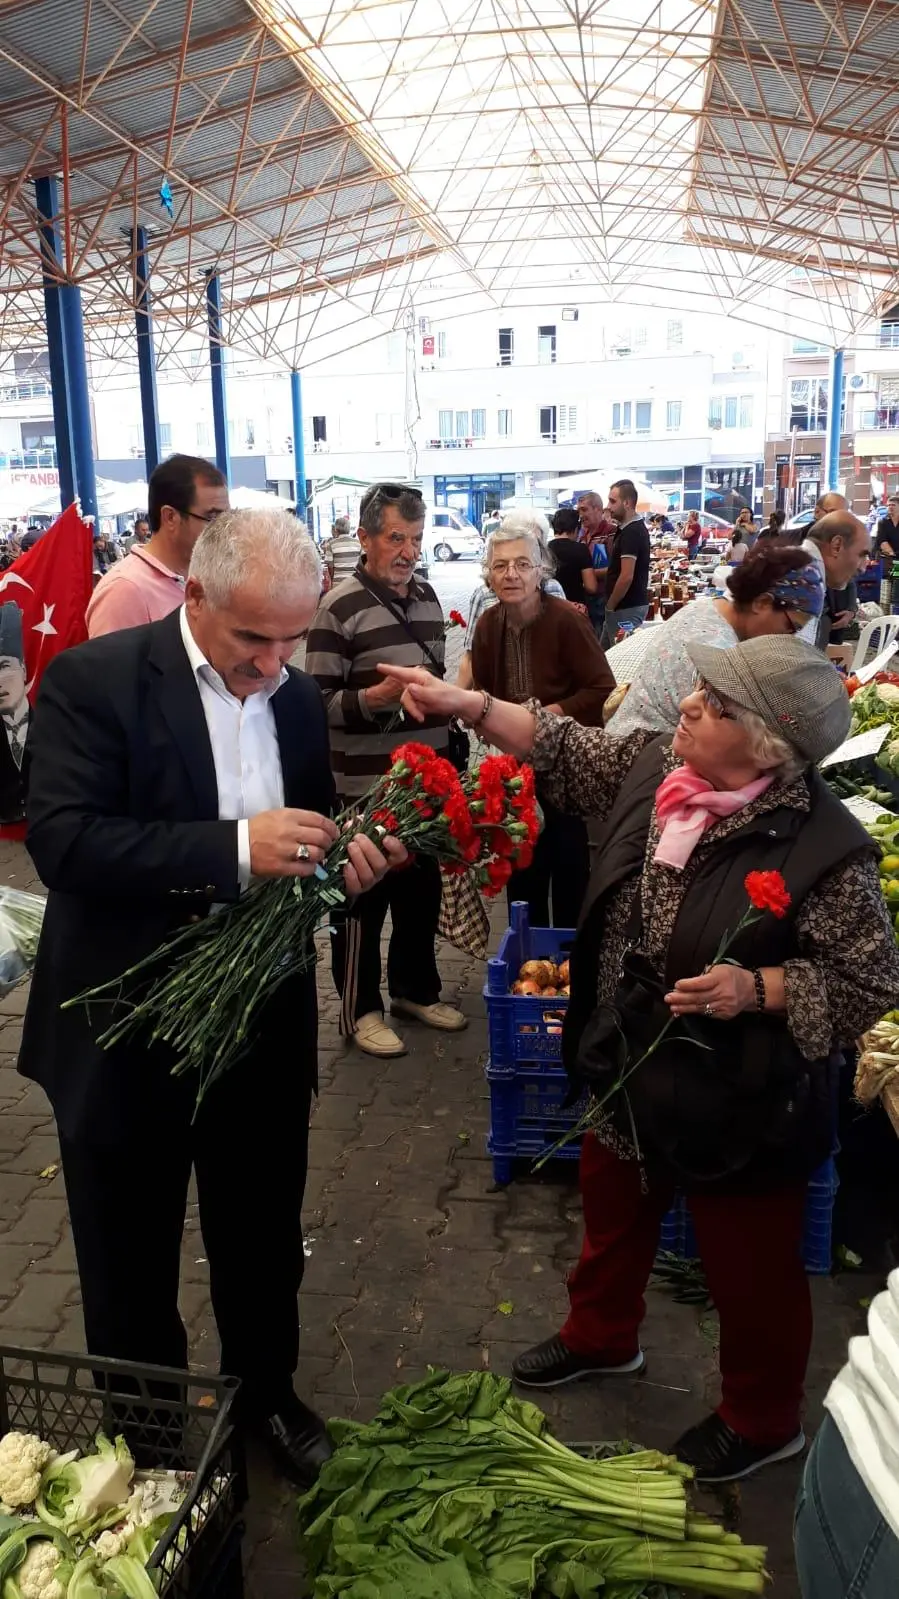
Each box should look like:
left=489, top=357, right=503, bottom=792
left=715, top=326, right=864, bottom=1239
left=529, top=709, right=899, bottom=1063
left=606, top=598, right=737, bottom=739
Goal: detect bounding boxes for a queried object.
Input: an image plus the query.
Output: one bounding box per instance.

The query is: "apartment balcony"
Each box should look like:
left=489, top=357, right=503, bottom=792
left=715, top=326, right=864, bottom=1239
left=857, top=407, right=899, bottom=431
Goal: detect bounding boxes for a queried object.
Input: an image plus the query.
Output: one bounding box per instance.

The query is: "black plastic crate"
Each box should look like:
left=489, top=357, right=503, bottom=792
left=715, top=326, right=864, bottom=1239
left=0, top=1346, right=246, bottom=1599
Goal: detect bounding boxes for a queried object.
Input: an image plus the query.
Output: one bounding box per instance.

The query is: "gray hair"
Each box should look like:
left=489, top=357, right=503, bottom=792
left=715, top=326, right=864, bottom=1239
left=483, top=509, right=555, bottom=584
left=724, top=698, right=806, bottom=781
left=189, top=507, right=322, bottom=608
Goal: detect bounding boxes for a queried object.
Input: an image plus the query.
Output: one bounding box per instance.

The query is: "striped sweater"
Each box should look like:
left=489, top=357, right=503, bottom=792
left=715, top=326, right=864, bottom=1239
left=305, top=565, right=449, bottom=798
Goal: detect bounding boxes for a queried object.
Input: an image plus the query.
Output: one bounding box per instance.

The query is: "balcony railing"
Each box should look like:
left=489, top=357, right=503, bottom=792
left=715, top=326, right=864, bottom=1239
left=858, top=407, right=899, bottom=431
left=0, top=381, right=52, bottom=404
left=0, top=447, right=58, bottom=469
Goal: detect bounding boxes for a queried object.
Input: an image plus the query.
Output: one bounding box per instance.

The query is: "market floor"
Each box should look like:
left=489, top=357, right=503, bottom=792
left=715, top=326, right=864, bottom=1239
left=0, top=834, right=882, bottom=1599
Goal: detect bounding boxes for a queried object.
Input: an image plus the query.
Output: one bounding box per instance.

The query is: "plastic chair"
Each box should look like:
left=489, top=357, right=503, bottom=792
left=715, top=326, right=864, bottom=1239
left=850, top=615, right=899, bottom=671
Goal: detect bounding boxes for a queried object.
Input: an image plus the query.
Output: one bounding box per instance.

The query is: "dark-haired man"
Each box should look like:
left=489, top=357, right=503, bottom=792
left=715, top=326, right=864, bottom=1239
left=305, top=482, right=466, bottom=1058
left=601, top=478, right=651, bottom=649
left=87, top=454, right=228, bottom=636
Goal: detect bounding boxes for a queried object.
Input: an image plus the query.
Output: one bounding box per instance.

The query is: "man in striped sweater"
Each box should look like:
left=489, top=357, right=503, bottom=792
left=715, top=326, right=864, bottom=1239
left=305, top=482, right=467, bottom=1057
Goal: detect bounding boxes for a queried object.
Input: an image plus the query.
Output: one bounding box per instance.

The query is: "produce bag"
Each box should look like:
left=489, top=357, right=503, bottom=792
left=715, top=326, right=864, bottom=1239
left=0, top=886, right=45, bottom=995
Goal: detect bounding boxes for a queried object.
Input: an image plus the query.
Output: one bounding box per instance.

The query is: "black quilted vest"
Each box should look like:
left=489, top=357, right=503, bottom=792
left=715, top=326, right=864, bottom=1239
left=563, top=737, right=875, bottom=1186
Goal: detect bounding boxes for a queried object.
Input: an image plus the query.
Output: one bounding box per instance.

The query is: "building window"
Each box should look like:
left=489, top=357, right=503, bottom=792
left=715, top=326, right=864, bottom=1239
left=539, top=405, right=557, bottom=442
left=438, top=409, right=453, bottom=441
left=471, top=408, right=486, bottom=439
left=160, top=422, right=172, bottom=449
left=635, top=401, right=652, bottom=433
left=538, top=325, right=557, bottom=365
left=739, top=394, right=754, bottom=428
left=559, top=404, right=577, bottom=435
left=455, top=410, right=469, bottom=439
left=666, top=400, right=682, bottom=431
left=196, top=421, right=211, bottom=450
left=312, top=415, right=327, bottom=445
left=437, top=331, right=447, bottom=358
left=632, top=325, right=647, bottom=352
left=708, top=397, right=722, bottom=430
left=792, top=337, right=827, bottom=354
left=667, top=320, right=683, bottom=349
left=498, top=328, right=514, bottom=365
left=612, top=400, right=633, bottom=433
left=724, top=395, right=737, bottom=428
left=497, top=408, right=512, bottom=436
left=789, top=377, right=830, bottom=431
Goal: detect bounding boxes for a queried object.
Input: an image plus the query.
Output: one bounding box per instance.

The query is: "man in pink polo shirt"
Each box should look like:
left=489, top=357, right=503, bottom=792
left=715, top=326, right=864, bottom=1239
left=87, top=454, right=229, bottom=637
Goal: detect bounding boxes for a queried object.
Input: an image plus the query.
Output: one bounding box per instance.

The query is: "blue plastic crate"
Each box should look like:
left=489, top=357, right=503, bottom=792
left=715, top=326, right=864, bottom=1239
left=485, top=902, right=575, bottom=1069
left=486, top=1059, right=586, bottom=1184
left=658, top=1158, right=839, bottom=1275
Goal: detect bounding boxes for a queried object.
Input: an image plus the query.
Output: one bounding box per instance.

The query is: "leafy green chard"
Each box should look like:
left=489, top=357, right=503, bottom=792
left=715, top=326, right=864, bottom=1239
left=298, top=1370, right=768, bottom=1597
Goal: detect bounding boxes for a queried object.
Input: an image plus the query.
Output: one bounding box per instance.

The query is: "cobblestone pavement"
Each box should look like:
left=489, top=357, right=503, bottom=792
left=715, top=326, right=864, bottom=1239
left=0, top=638, right=880, bottom=1599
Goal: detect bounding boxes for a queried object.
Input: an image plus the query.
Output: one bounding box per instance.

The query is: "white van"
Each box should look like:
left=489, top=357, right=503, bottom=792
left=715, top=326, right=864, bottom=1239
left=422, top=508, right=484, bottom=563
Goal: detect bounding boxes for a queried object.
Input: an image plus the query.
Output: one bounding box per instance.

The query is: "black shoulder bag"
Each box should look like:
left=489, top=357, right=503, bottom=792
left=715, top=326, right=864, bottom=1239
left=357, top=572, right=471, bottom=772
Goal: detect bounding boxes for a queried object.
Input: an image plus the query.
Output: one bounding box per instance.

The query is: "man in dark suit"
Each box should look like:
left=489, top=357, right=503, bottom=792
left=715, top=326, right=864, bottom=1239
left=0, top=602, right=29, bottom=823
left=20, top=507, right=404, bottom=1486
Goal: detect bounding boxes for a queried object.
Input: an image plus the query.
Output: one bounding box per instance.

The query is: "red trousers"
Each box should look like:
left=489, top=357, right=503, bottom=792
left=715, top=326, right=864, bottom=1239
left=561, top=1133, right=812, bottom=1446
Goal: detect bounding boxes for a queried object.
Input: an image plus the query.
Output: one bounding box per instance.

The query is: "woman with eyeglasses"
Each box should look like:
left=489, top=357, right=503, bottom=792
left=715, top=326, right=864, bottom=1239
left=604, top=545, right=823, bottom=741
left=471, top=512, right=614, bottom=927
left=378, top=636, right=899, bottom=1486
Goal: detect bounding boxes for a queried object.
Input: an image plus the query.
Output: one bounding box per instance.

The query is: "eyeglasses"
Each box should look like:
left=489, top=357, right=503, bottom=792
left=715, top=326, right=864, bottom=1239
left=491, top=558, right=536, bottom=575
left=184, top=508, right=225, bottom=526
left=771, top=598, right=801, bottom=635
left=691, top=674, right=740, bottom=721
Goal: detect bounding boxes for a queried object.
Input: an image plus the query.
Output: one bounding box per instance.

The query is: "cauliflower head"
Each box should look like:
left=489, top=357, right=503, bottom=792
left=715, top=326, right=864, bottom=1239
left=93, top=1528, right=129, bottom=1561
left=0, top=1433, right=53, bottom=1508
left=16, top=1540, right=64, bottom=1599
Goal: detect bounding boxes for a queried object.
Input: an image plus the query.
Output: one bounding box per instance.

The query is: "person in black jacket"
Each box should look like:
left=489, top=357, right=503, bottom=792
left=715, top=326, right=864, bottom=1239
left=20, top=508, right=405, bottom=1486
left=380, top=637, right=899, bottom=1486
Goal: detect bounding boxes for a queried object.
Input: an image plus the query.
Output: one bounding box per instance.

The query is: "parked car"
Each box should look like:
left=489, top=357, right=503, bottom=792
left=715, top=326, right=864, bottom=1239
left=422, top=508, right=483, bottom=563
left=785, top=508, right=816, bottom=533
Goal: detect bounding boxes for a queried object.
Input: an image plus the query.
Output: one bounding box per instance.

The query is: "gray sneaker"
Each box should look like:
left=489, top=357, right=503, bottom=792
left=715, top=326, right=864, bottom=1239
left=512, top=1334, right=646, bottom=1389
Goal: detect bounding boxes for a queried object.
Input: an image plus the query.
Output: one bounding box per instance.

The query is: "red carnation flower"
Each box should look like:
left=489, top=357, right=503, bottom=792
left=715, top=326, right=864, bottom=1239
left=448, top=609, right=467, bottom=628
left=744, top=870, right=791, bottom=918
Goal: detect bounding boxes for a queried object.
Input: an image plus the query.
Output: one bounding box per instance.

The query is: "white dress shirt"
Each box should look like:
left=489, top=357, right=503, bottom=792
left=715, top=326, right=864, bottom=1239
left=179, top=607, right=285, bottom=885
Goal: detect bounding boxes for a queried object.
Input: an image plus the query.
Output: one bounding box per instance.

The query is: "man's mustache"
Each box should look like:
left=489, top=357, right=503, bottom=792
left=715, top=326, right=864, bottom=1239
left=234, top=663, right=265, bottom=679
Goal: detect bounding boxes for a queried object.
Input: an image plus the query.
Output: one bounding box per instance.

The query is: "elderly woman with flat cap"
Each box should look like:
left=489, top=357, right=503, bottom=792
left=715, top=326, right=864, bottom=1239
left=380, top=637, right=899, bottom=1486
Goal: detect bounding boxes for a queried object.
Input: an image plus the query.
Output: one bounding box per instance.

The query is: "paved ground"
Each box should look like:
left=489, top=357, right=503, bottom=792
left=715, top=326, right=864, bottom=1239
left=0, top=564, right=882, bottom=1597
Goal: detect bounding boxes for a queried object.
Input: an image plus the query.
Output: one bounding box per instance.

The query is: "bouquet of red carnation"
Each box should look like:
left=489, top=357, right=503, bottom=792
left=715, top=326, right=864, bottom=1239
left=69, top=743, right=539, bottom=1108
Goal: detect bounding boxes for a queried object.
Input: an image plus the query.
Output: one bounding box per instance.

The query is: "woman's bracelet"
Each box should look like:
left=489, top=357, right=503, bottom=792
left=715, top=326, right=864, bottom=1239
left=463, top=690, right=493, bottom=728
left=749, top=967, right=766, bottom=1012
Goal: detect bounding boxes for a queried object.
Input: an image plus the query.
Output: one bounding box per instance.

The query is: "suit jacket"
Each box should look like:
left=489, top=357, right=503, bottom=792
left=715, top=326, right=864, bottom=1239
left=20, top=608, right=335, bottom=1143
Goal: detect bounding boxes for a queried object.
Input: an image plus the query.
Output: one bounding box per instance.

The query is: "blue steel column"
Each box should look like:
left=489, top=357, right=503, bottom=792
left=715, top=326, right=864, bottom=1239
left=59, top=285, right=98, bottom=523
left=825, top=348, right=844, bottom=494
left=132, top=227, right=160, bottom=476
left=290, top=370, right=307, bottom=520
left=34, top=176, right=75, bottom=511
left=205, top=270, right=230, bottom=481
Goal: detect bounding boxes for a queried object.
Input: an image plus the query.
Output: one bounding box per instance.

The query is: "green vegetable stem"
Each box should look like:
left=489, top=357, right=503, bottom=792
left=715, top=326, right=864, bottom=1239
left=297, top=1369, right=769, bottom=1596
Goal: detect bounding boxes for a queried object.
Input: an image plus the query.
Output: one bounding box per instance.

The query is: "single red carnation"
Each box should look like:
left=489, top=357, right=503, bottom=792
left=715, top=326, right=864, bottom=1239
left=744, top=870, right=791, bottom=918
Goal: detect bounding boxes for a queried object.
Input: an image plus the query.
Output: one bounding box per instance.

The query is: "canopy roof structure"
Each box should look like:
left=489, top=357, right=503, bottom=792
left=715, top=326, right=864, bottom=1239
left=0, top=0, right=894, bottom=371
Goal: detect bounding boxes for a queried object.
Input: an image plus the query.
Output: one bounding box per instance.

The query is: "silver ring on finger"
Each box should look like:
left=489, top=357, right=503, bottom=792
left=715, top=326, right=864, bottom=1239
left=704, top=1002, right=716, bottom=1017
left=296, top=843, right=311, bottom=862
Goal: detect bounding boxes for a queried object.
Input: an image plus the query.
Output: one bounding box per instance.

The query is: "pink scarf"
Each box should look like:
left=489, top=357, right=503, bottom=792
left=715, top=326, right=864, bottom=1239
left=653, top=766, right=774, bottom=870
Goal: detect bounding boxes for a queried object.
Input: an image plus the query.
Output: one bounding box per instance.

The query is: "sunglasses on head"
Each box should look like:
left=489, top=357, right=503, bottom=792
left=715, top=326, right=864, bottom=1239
left=359, top=482, right=425, bottom=515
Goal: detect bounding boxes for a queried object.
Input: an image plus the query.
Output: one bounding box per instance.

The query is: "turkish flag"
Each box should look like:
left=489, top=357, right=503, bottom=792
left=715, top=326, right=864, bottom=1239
left=0, top=503, right=94, bottom=839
